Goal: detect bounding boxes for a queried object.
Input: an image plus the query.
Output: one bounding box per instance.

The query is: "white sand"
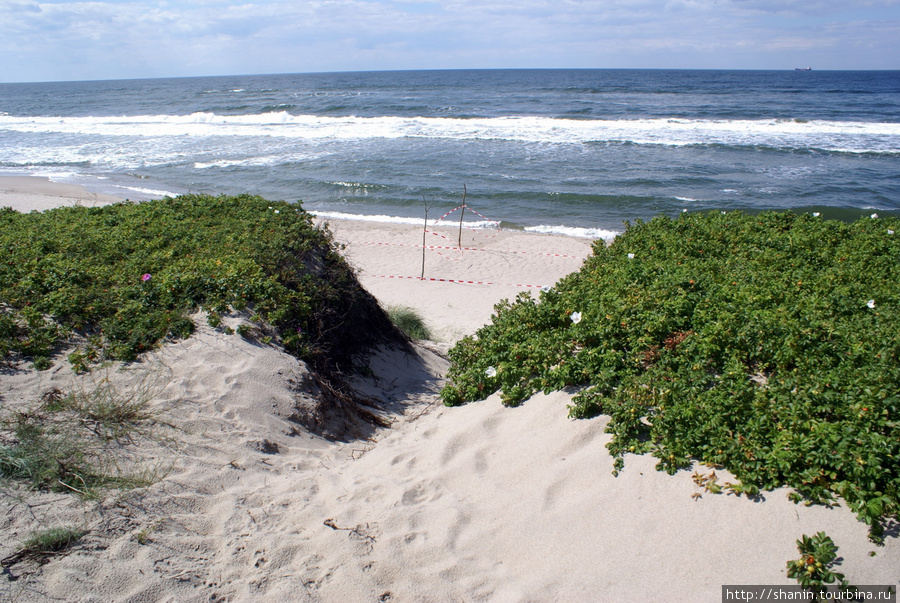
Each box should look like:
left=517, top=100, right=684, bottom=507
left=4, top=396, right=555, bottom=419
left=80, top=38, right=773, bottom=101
left=1, top=177, right=897, bottom=602
left=318, top=217, right=596, bottom=343
left=0, top=177, right=121, bottom=213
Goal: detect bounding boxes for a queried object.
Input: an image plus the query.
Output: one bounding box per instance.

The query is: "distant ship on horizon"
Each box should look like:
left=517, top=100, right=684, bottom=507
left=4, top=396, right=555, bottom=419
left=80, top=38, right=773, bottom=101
left=795, top=66, right=812, bottom=71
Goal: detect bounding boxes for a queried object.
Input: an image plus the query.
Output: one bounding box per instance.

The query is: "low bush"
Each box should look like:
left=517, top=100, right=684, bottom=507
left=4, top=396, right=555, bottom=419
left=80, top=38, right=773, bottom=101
left=441, top=211, right=899, bottom=541
left=0, top=194, right=400, bottom=372
left=787, top=532, right=849, bottom=591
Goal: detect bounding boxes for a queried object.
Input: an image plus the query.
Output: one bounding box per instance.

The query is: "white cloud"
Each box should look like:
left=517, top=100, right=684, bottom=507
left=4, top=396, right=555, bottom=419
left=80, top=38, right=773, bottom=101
left=0, top=0, right=897, bottom=81
left=732, top=0, right=900, bottom=14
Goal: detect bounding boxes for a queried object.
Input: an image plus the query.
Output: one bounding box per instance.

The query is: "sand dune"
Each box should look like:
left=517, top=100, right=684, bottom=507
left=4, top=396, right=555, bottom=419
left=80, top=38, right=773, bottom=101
left=1, top=177, right=897, bottom=602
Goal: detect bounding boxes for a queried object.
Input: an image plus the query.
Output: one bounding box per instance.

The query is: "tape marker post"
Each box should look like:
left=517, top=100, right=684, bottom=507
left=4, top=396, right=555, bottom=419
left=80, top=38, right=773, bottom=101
left=430, top=204, right=500, bottom=242
left=371, top=199, right=572, bottom=288
left=396, top=202, right=585, bottom=262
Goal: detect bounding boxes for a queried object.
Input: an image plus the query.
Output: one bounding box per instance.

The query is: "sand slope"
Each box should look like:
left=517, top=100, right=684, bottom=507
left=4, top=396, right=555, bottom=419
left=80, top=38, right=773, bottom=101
left=1, top=178, right=897, bottom=602
left=4, top=323, right=896, bottom=602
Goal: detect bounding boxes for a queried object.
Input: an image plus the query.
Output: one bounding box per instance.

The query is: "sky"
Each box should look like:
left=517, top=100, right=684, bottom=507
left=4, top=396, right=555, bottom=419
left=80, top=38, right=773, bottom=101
left=1, top=0, right=898, bottom=82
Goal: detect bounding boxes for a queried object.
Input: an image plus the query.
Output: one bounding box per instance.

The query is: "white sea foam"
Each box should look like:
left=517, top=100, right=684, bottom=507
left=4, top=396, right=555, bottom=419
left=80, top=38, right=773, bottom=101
left=525, top=224, right=619, bottom=240
left=194, top=159, right=249, bottom=169
left=193, top=152, right=328, bottom=169
left=310, top=210, right=618, bottom=239
left=42, top=171, right=82, bottom=181
left=1, top=114, right=898, bottom=154
left=312, top=211, right=426, bottom=225
left=311, top=210, right=498, bottom=229
left=112, top=185, right=177, bottom=198
left=329, top=181, right=383, bottom=189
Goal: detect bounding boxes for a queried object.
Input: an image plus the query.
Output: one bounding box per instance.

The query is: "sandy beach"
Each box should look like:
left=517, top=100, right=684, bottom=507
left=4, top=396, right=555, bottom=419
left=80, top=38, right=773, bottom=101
left=0, top=177, right=122, bottom=213
left=1, top=176, right=897, bottom=602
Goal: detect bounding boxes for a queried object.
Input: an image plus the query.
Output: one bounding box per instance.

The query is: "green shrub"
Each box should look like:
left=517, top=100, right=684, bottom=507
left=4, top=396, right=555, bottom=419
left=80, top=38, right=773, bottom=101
left=0, top=195, right=400, bottom=372
left=787, top=532, right=849, bottom=591
left=441, top=211, right=899, bottom=540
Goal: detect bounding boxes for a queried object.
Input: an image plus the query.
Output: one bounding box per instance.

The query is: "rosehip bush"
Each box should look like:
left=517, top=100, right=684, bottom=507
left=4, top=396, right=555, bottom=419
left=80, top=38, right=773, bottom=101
left=442, top=211, right=899, bottom=541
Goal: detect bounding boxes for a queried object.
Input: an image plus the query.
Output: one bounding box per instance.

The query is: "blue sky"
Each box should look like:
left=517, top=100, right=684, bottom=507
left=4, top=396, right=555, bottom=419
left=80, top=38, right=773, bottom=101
left=1, top=0, right=898, bottom=82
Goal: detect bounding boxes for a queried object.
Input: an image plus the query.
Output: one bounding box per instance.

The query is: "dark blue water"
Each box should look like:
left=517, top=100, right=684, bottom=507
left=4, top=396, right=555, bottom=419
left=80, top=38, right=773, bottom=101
left=1, top=69, right=898, bottom=237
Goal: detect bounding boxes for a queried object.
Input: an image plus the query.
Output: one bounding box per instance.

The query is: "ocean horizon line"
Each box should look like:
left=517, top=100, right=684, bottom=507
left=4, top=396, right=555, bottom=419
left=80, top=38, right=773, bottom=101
left=4, top=66, right=900, bottom=86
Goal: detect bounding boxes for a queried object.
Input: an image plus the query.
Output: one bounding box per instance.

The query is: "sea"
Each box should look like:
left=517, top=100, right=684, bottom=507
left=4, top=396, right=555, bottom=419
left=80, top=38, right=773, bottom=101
left=1, top=69, right=898, bottom=239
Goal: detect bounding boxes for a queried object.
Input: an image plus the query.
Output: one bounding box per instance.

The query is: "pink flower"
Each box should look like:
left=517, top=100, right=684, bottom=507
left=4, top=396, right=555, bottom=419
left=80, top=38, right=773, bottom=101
left=141, top=273, right=152, bottom=282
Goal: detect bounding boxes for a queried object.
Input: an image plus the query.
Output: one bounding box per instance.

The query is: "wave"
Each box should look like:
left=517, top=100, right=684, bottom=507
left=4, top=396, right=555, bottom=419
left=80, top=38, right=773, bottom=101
left=110, top=184, right=178, bottom=198
left=524, top=224, right=619, bottom=240
left=193, top=151, right=330, bottom=169
left=311, top=210, right=619, bottom=240
left=327, top=181, right=389, bottom=191
left=1, top=113, right=898, bottom=154
left=311, top=210, right=498, bottom=229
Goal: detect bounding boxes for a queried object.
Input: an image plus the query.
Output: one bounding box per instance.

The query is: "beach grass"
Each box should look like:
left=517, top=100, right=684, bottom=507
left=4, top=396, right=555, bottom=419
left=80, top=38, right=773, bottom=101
left=441, top=210, right=900, bottom=541
left=20, top=526, right=87, bottom=556
left=0, top=377, right=162, bottom=497
left=0, top=525, right=88, bottom=572
left=387, top=305, right=433, bottom=340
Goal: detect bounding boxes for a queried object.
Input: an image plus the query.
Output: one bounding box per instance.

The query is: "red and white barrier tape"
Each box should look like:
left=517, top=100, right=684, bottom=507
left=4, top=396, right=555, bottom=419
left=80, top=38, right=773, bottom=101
left=432, top=204, right=500, bottom=233
left=345, top=203, right=575, bottom=288
left=439, top=204, right=500, bottom=228
left=357, top=240, right=583, bottom=259
left=367, top=274, right=547, bottom=288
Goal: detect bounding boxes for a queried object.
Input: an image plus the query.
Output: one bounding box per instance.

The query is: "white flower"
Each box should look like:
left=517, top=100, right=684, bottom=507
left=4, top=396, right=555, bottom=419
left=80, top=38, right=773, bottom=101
left=627, top=253, right=635, bottom=259
left=867, top=300, right=876, bottom=309
left=812, top=212, right=821, bottom=217
left=485, top=366, right=497, bottom=377
left=888, top=230, right=895, bottom=235
left=871, top=213, right=879, bottom=219
left=541, top=286, right=551, bottom=293
left=274, top=209, right=280, bottom=214
left=571, top=311, right=583, bottom=324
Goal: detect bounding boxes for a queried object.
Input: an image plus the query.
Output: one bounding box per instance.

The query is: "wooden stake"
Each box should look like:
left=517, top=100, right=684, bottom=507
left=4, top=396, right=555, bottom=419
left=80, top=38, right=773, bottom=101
left=421, top=195, right=428, bottom=280
left=458, top=184, right=467, bottom=249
